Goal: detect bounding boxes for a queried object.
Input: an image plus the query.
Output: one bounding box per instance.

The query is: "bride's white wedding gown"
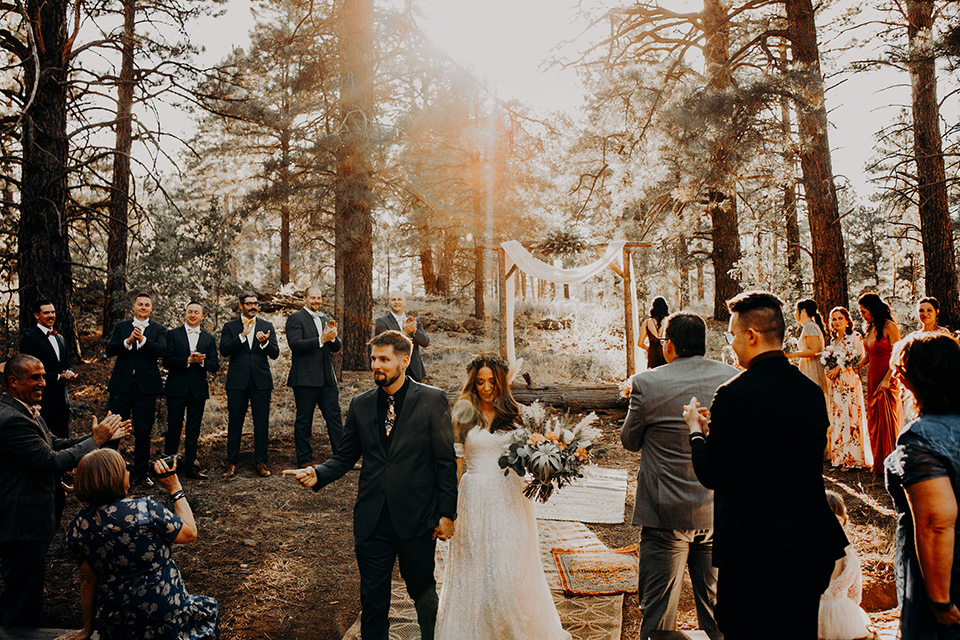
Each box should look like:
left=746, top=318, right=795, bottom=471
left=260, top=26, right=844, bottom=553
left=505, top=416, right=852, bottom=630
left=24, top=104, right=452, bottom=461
left=435, top=427, right=570, bottom=640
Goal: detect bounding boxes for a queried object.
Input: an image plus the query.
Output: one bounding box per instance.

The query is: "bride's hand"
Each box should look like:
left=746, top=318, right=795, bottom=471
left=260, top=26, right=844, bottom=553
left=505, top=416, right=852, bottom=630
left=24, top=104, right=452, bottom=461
left=433, top=517, right=455, bottom=541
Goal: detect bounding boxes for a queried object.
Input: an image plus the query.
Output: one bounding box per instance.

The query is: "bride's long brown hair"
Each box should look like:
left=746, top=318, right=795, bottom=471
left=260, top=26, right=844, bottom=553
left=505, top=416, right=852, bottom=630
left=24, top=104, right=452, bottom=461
left=454, top=354, right=521, bottom=443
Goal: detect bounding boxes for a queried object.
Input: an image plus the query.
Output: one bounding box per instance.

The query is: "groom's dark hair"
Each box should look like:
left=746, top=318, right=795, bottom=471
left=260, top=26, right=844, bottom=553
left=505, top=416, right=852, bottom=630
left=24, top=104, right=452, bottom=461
left=663, top=312, right=706, bottom=358
left=369, top=330, right=412, bottom=356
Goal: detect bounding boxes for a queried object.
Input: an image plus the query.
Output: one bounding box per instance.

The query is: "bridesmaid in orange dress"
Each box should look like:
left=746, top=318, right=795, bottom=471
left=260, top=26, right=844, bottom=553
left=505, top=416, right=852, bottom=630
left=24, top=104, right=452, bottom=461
left=856, top=293, right=902, bottom=475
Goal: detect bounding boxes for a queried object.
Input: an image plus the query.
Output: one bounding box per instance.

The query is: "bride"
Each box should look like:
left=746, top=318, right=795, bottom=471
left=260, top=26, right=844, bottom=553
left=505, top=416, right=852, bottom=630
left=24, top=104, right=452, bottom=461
left=435, top=354, right=570, bottom=640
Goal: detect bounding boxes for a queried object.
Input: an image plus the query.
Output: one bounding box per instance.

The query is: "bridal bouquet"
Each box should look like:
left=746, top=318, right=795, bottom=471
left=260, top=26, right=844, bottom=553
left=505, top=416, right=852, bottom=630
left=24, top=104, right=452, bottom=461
left=498, top=402, right=601, bottom=503
left=820, top=341, right=859, bottom=370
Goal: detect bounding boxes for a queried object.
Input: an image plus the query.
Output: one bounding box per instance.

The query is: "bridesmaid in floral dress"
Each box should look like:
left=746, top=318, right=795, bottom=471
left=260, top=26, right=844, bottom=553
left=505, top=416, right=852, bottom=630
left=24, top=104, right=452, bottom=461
left=823, top=307, right=872, bottom=470
left=857, top=293, right=902, bottom=474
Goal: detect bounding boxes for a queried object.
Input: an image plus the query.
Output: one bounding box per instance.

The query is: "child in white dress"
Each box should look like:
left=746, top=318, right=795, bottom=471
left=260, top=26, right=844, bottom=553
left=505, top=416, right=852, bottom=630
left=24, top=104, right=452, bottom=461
left=818, top=491, right=875, bottom=640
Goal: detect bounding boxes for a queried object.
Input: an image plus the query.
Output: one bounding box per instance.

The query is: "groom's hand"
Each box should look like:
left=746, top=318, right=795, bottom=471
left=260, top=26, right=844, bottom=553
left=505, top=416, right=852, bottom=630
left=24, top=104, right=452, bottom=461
left=433, top=517, right=455, bottom=541
left=282, top=466, right=317, bottom=488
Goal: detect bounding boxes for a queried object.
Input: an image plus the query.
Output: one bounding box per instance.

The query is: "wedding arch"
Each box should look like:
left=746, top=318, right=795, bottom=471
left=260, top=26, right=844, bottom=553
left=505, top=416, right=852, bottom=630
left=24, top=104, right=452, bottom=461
left=496, top=240, right=652, bottom=376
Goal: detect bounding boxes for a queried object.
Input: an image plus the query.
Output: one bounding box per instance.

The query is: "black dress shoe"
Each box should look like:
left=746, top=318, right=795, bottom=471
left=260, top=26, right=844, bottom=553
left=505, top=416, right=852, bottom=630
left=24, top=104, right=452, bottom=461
left=186, top=469, right=209, bottom=480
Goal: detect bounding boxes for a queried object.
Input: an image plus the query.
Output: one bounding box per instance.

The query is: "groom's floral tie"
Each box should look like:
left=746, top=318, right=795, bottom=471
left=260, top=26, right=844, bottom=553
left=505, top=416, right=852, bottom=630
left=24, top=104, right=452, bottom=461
left=385, top=395, right=396, bottom=437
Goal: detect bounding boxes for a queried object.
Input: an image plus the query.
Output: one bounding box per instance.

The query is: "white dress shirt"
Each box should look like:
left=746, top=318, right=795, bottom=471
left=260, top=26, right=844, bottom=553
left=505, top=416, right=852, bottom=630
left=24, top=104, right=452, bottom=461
left=306, top=308, right=327, bottom=346
left=185, top=324, right=201, bottom=352
left=37, top=323, right=61, bottom=361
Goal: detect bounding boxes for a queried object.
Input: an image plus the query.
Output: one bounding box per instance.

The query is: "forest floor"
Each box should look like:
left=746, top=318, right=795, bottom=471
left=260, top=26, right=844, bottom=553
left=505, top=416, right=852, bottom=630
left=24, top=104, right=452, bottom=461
left=31, top=300, right=899, bottom=639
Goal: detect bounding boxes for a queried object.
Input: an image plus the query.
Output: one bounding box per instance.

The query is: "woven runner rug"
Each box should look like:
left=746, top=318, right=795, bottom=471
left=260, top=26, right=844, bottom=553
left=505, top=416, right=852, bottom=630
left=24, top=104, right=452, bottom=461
left=343, top=521, right=624, bottom=640
left=534, top=467, right=629, bottom=524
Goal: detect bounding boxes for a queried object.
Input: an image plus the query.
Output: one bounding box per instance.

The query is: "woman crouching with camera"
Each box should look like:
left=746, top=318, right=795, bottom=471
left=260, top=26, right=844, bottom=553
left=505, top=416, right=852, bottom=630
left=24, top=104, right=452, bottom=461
left=58, top=449, right=219, bottom=640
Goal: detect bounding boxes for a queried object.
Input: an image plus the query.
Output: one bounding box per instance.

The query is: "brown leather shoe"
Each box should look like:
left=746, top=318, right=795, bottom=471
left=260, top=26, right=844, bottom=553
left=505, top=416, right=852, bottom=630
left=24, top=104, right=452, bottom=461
left=222, top=464, right=237, bottom=478
left=256, top=462, right=271, bottom=477
left=186, top=469, right=209, bottom=480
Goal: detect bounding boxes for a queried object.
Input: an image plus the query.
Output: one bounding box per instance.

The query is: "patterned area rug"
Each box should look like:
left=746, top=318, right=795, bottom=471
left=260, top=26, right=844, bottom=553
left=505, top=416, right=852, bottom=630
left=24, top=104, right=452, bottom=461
left=343, top=520, right=624, bottom=640
left=534, top=467, right=629, bottom=524
left=553, top=545, right=639, bottom=596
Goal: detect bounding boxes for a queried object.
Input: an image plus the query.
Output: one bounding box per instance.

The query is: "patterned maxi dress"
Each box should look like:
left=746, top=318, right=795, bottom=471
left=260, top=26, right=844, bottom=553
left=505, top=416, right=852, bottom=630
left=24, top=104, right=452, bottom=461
left=827, top=333, right=873, bottom=469
left=66, top=497, right=220, bottom=640
left=864, top=331, right=901, bottom=474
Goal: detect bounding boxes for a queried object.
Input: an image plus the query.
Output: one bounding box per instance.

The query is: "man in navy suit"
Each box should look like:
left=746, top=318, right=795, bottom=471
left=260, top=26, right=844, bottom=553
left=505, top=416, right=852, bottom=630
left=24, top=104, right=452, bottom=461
left=163, top=301, right=219, bottom=480
left=220, top=292, right=279, bottom=478
left=285, top=330, right=457, bottom=640
left=374, top=291, right=430, bottom=381
left=105, top=292, right=167, bottom=486
left=0, top=354, right=130, bottom=627
left=686, top=291, right=848, bottom=640
left=286, top=286, right=343, bottom=466
left=18, top=299, right=76, bottom=439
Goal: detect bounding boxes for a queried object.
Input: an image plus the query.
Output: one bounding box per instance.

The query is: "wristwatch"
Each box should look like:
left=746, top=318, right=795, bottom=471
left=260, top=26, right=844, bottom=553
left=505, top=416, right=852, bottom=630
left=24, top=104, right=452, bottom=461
left=928, top=597, right=955, bottom=612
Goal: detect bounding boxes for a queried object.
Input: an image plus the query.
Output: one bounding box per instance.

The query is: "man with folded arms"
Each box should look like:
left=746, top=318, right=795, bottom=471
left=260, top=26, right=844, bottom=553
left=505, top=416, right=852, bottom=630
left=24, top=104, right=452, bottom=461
left=163, top=301, right=219, bottom=480
left=0, top=354, right=130, bottom=627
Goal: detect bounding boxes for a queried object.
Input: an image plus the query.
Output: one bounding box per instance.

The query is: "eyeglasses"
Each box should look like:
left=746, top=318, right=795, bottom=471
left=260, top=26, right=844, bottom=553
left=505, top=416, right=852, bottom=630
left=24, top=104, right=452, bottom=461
left=723, top=329, right=750, bottom=344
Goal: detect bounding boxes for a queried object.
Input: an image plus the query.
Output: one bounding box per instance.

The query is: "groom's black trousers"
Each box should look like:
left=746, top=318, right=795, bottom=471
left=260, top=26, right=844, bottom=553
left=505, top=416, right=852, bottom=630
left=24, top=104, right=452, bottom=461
left=355, top=505, right=439, bottom=640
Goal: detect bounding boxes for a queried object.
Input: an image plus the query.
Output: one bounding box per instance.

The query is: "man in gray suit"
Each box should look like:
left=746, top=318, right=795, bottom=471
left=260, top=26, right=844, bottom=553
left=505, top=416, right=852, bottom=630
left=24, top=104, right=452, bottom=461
left=374, top=291, right=430, bottom=381
left=621, top=312, right=736, bottom=640
left=286, top=286, right=343, bottom=466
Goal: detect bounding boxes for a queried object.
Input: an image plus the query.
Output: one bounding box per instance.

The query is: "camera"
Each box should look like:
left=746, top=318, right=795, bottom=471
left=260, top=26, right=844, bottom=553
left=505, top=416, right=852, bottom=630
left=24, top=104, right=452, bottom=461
left=149, top=454, right=181, bottom=477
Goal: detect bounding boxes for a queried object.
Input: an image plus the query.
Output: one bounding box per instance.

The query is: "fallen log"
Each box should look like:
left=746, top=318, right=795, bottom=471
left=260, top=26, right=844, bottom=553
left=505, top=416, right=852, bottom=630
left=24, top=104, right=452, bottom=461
left=443, top=383, right=627, bottom=412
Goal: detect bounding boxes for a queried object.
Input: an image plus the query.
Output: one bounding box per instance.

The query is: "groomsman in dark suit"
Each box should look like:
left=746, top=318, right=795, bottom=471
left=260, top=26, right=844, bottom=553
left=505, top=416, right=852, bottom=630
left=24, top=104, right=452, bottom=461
left=0, top=354, right=130, bottom=627
left=286, top=286, right=343, bottom=466
left=284, top=330, right=457, bottom=640
left=686, top=291, right=848, bottom=640
left=19, top=299, right=79, bottom=526
left=374, top=291, right=430, bottom=381
left=220, top=292, right=279, bottom=478
left=163, top=301, right=219, bottom=480
left=105, top=291, right=167, bottom=486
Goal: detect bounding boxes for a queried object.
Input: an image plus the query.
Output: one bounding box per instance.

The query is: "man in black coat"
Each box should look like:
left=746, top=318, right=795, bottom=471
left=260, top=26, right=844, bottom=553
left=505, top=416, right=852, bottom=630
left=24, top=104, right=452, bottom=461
left=18, top=299, right=76, bottom=439
left=105, top=291, right=167, bottom=486
left=0, top=354, right=130, bottom=627
left=163, top=301, right=219, bottom=480
left=285, top=330, right=457, bottom=640
left=686, top=291, right=848, bottom=640
left=286, top=286, right=343, bottom=465
left=374, top=291, right=430, bottom=381
left=220, top=292, right=280, bottom=478
left=19, top=299, right=79, bottom=525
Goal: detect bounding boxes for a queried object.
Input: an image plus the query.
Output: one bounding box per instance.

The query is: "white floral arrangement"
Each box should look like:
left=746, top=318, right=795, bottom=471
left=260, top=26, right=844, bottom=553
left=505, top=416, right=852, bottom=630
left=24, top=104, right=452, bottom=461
left=820, top=340, right=859, bottom=370
left=498, top=402, right=601, bottom=503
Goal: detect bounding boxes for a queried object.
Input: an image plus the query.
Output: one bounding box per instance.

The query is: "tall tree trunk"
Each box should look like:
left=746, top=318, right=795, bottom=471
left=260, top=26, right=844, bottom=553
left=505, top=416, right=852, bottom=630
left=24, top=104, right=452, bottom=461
left=419, top=248, right=439, bottom=295
left=102, top=0, right=135, bottom=335
left=907, top=0, right=960, bottom=328
left=784, top=182, right=802, bottom=292
left=280, top=129, right=291, bottom=284
left=334, top=0, right=374, bottom=370
left=785, top=0, right=849, bottom=312
left=703, top=0, right=741, bottom=320
left=474, top=245, right=484, bottom=317
left=19, top=0, right=78, bottom=356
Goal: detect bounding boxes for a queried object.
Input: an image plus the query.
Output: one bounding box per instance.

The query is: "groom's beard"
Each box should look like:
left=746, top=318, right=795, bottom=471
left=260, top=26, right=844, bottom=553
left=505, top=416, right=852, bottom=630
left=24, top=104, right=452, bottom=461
left=374, top=370, right=401, bottom=388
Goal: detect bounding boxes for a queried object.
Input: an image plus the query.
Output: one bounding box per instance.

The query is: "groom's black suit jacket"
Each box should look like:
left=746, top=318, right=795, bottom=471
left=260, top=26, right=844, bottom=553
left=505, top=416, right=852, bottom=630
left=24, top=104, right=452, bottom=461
left=105, top=319, right=167, bottom=394
left=163, top=326, right=220, bottom=399
left=313, top=379, right=458, bottom=539
left=690, top=352, right=847, bottom=570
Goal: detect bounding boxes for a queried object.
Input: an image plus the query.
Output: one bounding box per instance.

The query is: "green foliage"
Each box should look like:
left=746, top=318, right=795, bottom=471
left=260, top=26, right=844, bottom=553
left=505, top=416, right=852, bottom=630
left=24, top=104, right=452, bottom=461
left=126, top=198, right=242, bottom=328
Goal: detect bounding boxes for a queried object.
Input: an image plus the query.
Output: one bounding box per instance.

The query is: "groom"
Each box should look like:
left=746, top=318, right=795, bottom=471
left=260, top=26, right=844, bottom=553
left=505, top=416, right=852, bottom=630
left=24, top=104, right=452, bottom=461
left=284, top=330, right=457, bottom=640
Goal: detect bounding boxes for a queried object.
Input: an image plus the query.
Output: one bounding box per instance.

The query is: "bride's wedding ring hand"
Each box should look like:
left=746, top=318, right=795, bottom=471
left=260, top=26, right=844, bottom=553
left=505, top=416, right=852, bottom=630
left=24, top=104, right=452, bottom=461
left=433, top=517, right=455, bottom=541
left=282, top=466, right=318, bottom=488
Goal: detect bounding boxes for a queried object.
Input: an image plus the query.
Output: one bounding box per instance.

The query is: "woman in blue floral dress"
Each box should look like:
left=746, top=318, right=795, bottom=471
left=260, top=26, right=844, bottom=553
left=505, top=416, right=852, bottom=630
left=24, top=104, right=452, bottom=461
left=60, top=449, right=219, bottom=640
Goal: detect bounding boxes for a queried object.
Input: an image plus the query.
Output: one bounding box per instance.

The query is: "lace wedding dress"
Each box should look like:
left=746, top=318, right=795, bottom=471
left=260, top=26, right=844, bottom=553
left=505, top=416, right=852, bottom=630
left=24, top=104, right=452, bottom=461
left=436, top=428, right=570, bottom=640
